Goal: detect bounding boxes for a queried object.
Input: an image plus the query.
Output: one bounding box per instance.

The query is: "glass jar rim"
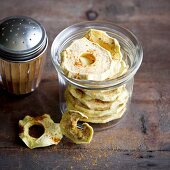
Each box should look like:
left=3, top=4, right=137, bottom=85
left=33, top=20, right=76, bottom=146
left=51, top=21, right=143, bottom=90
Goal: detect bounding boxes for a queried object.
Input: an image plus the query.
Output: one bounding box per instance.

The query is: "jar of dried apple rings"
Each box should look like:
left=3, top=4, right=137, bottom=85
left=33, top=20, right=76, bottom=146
left=51, top=21, right=143, bottom=130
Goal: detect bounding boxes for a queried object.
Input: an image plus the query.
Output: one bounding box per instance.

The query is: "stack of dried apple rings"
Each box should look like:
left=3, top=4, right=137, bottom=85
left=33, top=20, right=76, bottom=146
left=62, top=29, right=129, bottom=123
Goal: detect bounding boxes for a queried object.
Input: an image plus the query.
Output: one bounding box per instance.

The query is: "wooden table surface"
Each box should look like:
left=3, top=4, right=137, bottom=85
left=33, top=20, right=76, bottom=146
left=0, top=0, right=170, bottom=169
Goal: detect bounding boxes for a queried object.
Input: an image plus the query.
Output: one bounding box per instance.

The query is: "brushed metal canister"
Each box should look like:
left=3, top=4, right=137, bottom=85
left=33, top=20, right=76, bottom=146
left=0, top=16, right=48, bottom=95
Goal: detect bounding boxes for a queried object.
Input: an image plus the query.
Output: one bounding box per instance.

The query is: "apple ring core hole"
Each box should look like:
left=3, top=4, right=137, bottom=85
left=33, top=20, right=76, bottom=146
left=79, top=53, right=95, bottom=66
left=29, top=124, right=45, bottom=138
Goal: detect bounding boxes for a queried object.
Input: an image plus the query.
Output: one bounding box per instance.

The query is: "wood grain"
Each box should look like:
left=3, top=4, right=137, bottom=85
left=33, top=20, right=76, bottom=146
left=0, top=0, right=170, bottom=169
left=0, top=149, right=170, bottom=170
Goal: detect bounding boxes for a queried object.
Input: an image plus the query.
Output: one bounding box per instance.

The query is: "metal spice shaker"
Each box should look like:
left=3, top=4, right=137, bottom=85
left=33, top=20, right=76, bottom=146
left=0, top=16, right=48, bottom=95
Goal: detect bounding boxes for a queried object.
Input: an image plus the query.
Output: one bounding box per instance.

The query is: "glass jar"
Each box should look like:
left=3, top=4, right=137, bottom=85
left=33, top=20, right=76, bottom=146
left=51, top=21, right=143, bottom=130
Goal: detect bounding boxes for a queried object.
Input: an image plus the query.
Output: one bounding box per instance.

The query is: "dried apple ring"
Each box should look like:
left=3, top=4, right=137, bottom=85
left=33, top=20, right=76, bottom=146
left=60, top=110, right=93, bottom=144
left=61, top=37, right=120, bottom=81
left=19, top=114, right=63, bottom=149
left=84, top=29, right=122, bottom=60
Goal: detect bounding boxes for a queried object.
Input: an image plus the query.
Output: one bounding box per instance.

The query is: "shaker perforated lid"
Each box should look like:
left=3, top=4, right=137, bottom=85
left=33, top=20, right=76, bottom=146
left=0, top=16, right=47, bottom=61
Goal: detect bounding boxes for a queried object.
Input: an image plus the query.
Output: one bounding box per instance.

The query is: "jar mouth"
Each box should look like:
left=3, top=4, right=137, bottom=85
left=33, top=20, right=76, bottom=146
left=51, top=21, right=143, bottom=90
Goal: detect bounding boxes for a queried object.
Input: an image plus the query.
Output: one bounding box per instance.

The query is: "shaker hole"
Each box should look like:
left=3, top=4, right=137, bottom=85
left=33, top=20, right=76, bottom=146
left=33, top=27, right=35, bottom=29
left=22, top=41, right=25, bottom=44
left=29, top=38, right=32, bottom=41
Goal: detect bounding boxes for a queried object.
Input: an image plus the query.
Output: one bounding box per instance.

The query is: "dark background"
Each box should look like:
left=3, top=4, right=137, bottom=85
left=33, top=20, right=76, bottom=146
left=0, top=0, right=170, bottom=169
